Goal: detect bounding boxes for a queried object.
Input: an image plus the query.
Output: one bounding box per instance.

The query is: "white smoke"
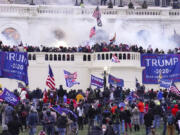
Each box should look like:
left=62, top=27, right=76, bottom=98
left=0, top=8, right=177, bottom=51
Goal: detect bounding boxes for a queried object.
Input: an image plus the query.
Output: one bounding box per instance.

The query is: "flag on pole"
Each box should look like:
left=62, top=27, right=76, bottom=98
left=64, top=70, right=80, bottom=88
left=91, top=75, right=104, bottom=88
left=46, top=65, right=56, bottom=90
left=89, top=26, right=96, bottom=38
left=92, top=6, right=102, bottom=27
left=108, top=74, right=124, bottom=87
left=112, top=54, right=120, bottom=63
left=93, top=6, right=101, bottom=19
left=159, top=79, right=172, bottom=89
left=169, top=82, right=180, bottom=96
left=110, top=33, right=116, bottom=44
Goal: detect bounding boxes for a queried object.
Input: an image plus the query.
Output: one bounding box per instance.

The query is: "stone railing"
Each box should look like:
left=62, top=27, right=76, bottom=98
left=0, top=4, right=180, bottom=18
left=28, top=51, right=141, bottom=67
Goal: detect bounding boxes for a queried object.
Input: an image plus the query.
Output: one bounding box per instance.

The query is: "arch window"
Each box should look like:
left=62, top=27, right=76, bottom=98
left=54, top=54, right=57, bottom=61
left=58, top=54, right=61, bottom=61
left=123, top=54, right=126, bottom=60
left=50, top=54, right=53, bottom=61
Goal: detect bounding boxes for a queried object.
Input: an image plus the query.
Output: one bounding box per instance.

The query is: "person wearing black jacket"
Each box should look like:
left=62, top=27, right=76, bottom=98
left=144, top=109, right=154, bottom=135
left=7, top=111, right=21, bottom=135
left=57, top=113, right=67, bottom=135
left=119, top=108, right=126, bottom=134
left=104, top=121, right=115, bottom=135
left=124, top=107, right=132, bottom=132
left=153, top=101, right=163, bottom=128
left=88, top=105, right=96, bottom=132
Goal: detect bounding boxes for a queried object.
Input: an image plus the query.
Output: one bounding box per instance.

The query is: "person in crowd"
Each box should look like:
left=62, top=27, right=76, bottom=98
left=43, top=110, right=55, bottom=135
left=172, top=104, right=179, bottom=117
left=57, top=112, right=68, bottom=135
left=77, top=105, right=84, bottom=130
left=7, top=111, right=21, bottom=135
left=167, top=112, right=176, bottom=135
left=27, top=107, right=39, bottom=135
left=104, top=121, right=115, bottom=135
left=124, top=106, right=132, bottom=132
left=144, top=109, right=154, bottom=135
left=132, top=106, right=140, bottom=131
left=112, top=106, right=120, bottom=135
left=4, top=104, right=14, bottom=125
left=88, top=105, right=96, bottom=132
left=137, top=99, right=144, bottom=125
left=153, top=100, right=163, bottom=128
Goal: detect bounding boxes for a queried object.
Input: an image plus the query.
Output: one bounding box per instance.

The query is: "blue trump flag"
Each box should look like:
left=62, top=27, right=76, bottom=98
left=64, top=70, right=80, bottom=88
left=0, top=88, right=19, bottom=106
left=141, top=54, right=180, bottom=84
left=51, top=106, right=77, bottom=119
left=91, top=75, right=104, bottom=88
left=0, top=52, right=29, bottom=85
left=159, top=79, right=172, bottom=88
left=108, top=74, right=124, bottom=87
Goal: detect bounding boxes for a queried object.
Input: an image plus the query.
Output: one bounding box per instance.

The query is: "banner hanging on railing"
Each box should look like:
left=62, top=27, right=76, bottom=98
left=0, top=52, right=29, bottom=85
left=141, top=54, right=180, bottom=84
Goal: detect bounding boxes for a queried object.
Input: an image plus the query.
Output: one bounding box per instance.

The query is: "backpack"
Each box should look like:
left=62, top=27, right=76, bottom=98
left=167, top=114, right=174, bottom=125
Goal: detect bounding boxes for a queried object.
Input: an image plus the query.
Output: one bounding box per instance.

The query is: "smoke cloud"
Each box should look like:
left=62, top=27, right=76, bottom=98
left=0, top=8, right=178, bottom=51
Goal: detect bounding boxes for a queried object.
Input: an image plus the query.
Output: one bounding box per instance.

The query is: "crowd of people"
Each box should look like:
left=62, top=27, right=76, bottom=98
left=0, top=83, right=180, bottom=135
left=0, top=41, right=180, bottom=54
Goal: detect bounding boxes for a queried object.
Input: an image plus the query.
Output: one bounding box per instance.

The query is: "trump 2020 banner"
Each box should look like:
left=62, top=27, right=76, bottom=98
left=108, top=74, right=124, bottom=87
left=141, top=54, right=180, bottom=84
left=91, top=75, right=104, bottom=88
left=0, top=52, right=29, bottom=85
left=0, top=88, right=19, bottom=106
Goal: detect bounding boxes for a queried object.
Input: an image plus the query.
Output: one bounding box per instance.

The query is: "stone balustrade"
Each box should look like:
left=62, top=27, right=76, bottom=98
left=0, top=4, right=179, bottom=18
left=28, top=51, right=141, bottom=68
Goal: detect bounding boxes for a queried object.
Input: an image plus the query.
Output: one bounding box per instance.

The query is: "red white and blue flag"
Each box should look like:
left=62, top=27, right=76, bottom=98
left=46, top=65, right=56, bottom=90
left=89, top=26, right=96, bottom=38
left=169, top=82, right=180, bottom=96
left=64, top=70, right=80, bottom=88
left=92, top=6, right=102, bottom=27
left=112, top=54, right=120, bottom=63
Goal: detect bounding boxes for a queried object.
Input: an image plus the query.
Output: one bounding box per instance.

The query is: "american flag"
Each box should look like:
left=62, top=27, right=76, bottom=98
left=46, top=65, right=56, bottom=90
left=92, top=6, right=101, bottom=19
left=112, top=54, right=120, bottom=63
left=92, top=6, right=102, bottom=27
left=89, top=26, right=96, bottom=38
left=169, top=82, right=180, bottom=96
